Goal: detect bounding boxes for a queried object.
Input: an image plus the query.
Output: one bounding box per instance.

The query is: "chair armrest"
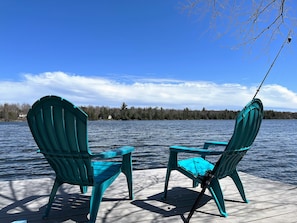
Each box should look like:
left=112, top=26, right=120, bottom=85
left=91, top=146, right=134, bottom=159
left=170, top=145, right=223, bottom=156
left=203, top=141, right=228, bottom=149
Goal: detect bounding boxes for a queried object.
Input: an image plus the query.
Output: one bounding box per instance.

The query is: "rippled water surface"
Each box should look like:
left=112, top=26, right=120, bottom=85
left=0, top=120, right=296, bottom=185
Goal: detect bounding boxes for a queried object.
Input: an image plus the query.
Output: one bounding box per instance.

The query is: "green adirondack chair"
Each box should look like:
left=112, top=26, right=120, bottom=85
left=163, top=98, right=263, bottom=222
left=27, top=95, right=134, bottom=223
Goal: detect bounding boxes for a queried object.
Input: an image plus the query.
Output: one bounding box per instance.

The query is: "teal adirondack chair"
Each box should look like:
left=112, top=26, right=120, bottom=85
left=27, top=95, right=134, bottom=223
left=163, top=98, right=263, bottom=222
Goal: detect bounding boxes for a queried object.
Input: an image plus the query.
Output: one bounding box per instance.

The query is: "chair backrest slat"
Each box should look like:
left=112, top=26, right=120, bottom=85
left=213, top=98, right=263, bottom=178
left=27, top=96, right=94, bottom=185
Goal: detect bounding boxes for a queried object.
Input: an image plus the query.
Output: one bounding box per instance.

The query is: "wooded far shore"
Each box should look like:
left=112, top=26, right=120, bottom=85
left=1, top=102, right=297, bottom=121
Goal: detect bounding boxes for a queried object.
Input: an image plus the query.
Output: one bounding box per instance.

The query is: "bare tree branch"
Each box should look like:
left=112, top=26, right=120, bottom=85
left=180, top=0, right=294, bottom=47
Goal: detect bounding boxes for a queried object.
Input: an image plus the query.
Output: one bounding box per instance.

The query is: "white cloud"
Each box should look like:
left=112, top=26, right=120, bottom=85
left=1, top=71, right=297, bottom=111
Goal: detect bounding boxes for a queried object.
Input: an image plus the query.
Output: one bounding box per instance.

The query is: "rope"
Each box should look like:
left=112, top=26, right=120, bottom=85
left=253, top=30, right=292, bottom=99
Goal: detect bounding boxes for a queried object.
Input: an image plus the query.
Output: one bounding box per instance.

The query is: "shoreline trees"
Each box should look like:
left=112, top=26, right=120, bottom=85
left=1, top=103, right=297, bottom=121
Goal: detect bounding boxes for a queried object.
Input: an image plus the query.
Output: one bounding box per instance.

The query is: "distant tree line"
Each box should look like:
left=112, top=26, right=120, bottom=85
left=0, top=103, right=31, bottom=121
left=80, top=104, right=239, bottom=120
left=1, top=102, right=297, bottom=121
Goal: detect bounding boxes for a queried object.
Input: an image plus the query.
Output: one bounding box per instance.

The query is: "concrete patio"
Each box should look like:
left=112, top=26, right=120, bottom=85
left=1, top=168, right=296, bottom=223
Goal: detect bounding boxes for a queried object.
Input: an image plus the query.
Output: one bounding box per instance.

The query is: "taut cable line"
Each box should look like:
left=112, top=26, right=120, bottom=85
left=253, top=30, right=292, bottom=99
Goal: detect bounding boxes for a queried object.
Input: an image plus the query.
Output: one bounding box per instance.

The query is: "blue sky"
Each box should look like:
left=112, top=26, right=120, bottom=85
left=1, top=0, right=296, bottom=111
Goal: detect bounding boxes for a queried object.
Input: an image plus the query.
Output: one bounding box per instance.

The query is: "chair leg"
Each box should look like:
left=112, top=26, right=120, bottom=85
left=122, top=153, right=134, bottom=200
left=230, top=171, right=249, bottom=203
left=89, top=174, right=120, bottom=223
left=43, top=178, right=62, bottom=219
left=125, top=170, right=133, bottom=200
left=162, top=167, right=172, bottom=199
left=89, top=184, right=104, bottom=223
left=208, top=178, right=228, bottom=217
left=163, top=150, right=177, bottom=199
left=80, top=186, right=88, bottom=194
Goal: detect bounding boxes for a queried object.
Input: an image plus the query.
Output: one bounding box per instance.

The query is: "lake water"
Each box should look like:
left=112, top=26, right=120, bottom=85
left=0, top=120, right=296, bottom=185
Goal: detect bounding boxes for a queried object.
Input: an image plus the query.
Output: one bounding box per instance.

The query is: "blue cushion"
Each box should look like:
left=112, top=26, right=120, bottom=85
left=178, top=157, right=214, bottom=177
